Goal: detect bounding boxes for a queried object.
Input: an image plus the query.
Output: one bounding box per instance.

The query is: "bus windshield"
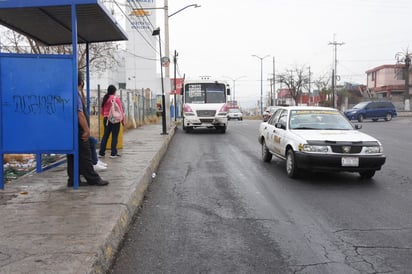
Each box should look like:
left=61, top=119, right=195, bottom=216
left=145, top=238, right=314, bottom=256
left=185, top=83, right=226, bottom=104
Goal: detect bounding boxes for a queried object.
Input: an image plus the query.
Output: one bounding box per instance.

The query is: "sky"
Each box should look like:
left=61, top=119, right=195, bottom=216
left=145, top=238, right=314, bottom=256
left=159, top=0, right=412, bottom=108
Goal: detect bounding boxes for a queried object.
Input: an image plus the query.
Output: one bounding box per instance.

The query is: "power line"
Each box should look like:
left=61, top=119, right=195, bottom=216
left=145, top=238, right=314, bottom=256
left=121, top=48, right=157, bottom=61
left=112, top=0, right=158, bottom=54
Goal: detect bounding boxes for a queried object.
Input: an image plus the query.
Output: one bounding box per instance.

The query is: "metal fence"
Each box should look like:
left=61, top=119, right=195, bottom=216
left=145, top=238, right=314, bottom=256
left=118, top=89, right=158, bottom=124
left=88, top=88, right=158, bottom=138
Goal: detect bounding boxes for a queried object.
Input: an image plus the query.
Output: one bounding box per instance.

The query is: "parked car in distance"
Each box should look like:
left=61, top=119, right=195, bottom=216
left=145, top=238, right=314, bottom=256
left=263, top=106, right=281, bottom=122
left=227, top=108, right=243, bottom=120
left=258, top=106, right=386, bottom=179
left=344, top=100, right=397, bottom=122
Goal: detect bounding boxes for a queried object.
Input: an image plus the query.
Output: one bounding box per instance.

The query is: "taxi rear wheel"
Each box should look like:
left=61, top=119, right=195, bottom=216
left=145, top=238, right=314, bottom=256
left=261, top=140, right=272, bottom=162
left=286, top=149, right=300, bottom=178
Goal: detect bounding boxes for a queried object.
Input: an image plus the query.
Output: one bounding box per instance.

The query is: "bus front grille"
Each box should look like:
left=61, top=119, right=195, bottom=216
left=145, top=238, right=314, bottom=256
left=197, top=110, right=216, bottom=117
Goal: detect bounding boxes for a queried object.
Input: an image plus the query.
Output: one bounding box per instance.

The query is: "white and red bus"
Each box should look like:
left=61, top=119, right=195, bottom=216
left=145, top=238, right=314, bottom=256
left=182, top=78, right=230, bottom=133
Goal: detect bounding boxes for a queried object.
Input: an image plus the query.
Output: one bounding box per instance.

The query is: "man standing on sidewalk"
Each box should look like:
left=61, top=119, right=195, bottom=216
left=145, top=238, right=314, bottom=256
left=66, top=71, right=109, bottom=187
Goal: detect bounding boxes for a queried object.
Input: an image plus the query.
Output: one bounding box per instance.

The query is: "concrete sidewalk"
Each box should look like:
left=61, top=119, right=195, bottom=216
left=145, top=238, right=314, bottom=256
left=0, top=123, right=175, bottom=274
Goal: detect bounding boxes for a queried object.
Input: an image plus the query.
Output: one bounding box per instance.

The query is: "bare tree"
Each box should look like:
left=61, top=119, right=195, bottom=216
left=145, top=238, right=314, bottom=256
left=395, top=48, right=411, bottom=111
left=276, top=66, right=310, bottom=105
left=0, top=27, right=120, bottom=72
left=313, top=75, right=332, bottom=107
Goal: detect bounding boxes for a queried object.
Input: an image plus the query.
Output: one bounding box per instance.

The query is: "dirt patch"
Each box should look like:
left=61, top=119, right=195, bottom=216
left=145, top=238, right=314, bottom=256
left=0, top=193, right=18, bottom=205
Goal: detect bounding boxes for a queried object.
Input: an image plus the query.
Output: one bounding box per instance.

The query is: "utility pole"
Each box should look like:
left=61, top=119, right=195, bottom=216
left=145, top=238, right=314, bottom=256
left=164, top=0, right=171, bottom=129
left=272, top=57, right=275, bottom=106
left=329, top=35, right=344, bottom=109
left=164, top=2, right=200, bottom=127
left=405, top=55, right=411, bottom=111
left=332, top=69, right=335, bottom=108
left=308, top=66, right=311, bottom=105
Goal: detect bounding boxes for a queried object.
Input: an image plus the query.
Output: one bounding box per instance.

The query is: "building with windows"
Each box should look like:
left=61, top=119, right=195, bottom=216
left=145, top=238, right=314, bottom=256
left=275, top=88, right=322, bottom=106
left=89, top=0, right=161, bottom=109
left=365, top=64, right=411, bottom=107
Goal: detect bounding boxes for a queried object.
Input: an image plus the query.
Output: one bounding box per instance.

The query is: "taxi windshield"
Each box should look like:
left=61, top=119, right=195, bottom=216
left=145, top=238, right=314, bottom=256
left=289, top=110, right=353, bottom=130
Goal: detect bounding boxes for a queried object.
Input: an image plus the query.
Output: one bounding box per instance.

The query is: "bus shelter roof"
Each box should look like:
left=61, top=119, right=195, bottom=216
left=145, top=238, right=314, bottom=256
left=0, top=0, right=128, bottom=46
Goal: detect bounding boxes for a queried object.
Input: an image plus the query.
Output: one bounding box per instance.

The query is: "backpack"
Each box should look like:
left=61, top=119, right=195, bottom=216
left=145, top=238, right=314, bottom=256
left=107, top=97, right=123, bottom=125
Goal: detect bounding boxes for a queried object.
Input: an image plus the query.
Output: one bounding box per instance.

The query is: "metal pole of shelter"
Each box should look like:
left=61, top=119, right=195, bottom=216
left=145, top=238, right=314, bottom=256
left=0, top=38, right=2, bottom=188
left=71, top=4, right=79, bottom=189
left=86, top=43, right=90, bottom=115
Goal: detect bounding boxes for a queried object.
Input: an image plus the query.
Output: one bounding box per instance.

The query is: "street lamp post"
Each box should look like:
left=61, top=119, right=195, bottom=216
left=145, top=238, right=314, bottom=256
left=252, top=54, right=270, bottom=115
left=222, top=75, right=246, bottom=102
left=164, top=1, right=201, bottom=125
left=152, top=27, right=167, bottom=135
left=169, top=4, right=201, bottom=17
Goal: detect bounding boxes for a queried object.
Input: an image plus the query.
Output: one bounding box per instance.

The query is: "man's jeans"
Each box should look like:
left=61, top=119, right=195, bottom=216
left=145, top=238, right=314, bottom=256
left=89, top=136, right=98, bottom=165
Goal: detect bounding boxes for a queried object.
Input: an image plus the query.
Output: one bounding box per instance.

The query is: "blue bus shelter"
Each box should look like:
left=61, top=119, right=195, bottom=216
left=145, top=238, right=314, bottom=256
left=0, top=0, right=127, bottom=189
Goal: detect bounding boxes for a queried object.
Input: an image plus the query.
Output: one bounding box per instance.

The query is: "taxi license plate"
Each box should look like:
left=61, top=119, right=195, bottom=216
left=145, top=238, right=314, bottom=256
left=341, top=157, right=359, bottom=167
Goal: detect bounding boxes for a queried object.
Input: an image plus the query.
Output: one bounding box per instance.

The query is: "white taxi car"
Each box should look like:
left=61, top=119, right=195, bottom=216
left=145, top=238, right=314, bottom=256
left=258, top=106, right=386, bottom=179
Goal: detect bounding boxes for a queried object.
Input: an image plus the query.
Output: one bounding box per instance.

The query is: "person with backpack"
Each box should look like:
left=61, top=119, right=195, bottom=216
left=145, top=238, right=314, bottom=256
left=99, top=85, right=124, bottom=159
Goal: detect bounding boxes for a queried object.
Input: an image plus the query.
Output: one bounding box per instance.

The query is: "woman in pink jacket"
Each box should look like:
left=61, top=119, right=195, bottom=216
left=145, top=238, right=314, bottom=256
left=99, top=85, right=124, bottom=158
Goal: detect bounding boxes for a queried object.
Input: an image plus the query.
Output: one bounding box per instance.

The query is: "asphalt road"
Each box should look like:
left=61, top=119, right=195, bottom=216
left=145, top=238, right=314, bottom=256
left=109, top=118, right=412, bottom=274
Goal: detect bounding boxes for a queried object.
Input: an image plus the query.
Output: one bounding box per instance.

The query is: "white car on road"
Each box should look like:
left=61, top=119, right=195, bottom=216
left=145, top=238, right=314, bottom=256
left=258, top=106, right=386, bottom=179
left=227, top=108, right=243, bottom=120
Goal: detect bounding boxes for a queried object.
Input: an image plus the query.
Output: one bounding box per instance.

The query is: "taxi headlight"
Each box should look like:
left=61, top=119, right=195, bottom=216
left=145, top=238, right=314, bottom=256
left=364, top=146, right=382, bottom=153
left=300, top=144, right=329, bottom=153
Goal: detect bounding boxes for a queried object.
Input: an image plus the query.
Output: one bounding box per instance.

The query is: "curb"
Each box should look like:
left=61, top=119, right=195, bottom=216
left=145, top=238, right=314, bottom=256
left=90, top=126, right=176, bottom=274
left=397, top=111, right=412, bottom=117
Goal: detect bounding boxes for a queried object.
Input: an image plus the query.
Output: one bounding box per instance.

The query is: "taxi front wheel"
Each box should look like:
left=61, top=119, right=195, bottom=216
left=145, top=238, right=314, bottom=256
left=261, top=140, right=272, bottom=162
left=286, top=149, right=300, bottom=178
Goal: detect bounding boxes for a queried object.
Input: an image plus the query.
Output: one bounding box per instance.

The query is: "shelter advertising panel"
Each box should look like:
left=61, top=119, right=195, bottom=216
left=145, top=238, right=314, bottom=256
left=1, top=54, right=75, bottom=152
